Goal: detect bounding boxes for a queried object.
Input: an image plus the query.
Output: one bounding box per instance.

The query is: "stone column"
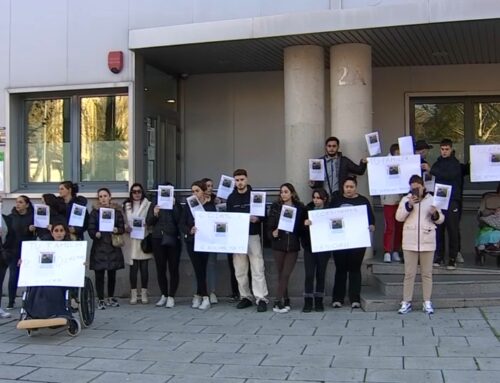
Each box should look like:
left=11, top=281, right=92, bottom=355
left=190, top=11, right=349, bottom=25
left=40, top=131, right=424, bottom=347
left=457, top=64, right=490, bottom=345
left=284, top=45, right=325, bottom=201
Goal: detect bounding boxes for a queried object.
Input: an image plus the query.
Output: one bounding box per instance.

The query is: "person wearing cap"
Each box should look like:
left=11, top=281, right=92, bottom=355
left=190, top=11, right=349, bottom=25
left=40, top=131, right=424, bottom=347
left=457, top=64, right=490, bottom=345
left=415, top=139, right=433, bottom=174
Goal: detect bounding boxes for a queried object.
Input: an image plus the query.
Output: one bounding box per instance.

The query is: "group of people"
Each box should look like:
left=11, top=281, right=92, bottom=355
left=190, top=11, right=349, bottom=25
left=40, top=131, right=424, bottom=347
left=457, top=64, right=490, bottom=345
left=0, top=135, right=470, bottom=318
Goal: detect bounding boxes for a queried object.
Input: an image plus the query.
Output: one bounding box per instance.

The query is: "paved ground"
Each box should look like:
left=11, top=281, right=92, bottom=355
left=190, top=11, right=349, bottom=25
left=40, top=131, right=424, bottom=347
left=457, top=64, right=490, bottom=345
left=0, top=298, right=500, bottom=383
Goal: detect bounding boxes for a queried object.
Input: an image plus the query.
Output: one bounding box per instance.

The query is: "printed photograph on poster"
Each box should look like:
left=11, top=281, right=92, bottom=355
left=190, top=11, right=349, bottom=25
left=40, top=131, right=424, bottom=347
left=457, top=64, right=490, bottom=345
left=99, top=207, right=115, bottom=232
left=194, top=211, right=250, bottom=253
left=34, top=204, right=50, bottom=228
left=186, top=195, right=205, bottom=215
left=433, top=183, right=452, bottom=210
left=68, top=203, right=86, bottom=227
left=130, top=217, right=146, bottom=240
left=278, top=205, right=297, bottom=232
left=365, top=132, right=381, bottom=156
left=470, top=145, right=500, bottom=182
left=308, top=159, right=325, bottom=181
left=157, top=185, right=174, bottom=209
left=398, top=136, right=414, bottom=155
left=216, top=175, right=235, bottom=200
left=18, top=241, right=87, bottom=287
left=423, top=172, right=435, bottom=191
left=367, top=154, right=421, bottom=195
left=250, top=191, right=266, bottom=217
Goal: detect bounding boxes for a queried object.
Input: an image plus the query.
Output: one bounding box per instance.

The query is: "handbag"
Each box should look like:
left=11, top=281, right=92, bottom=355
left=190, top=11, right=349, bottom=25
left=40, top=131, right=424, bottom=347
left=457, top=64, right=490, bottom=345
left=111, top=233, right=125, bottom=248
left=140, top=234, right=153, bottom=254
left=161, top=232, right=177, bottom=247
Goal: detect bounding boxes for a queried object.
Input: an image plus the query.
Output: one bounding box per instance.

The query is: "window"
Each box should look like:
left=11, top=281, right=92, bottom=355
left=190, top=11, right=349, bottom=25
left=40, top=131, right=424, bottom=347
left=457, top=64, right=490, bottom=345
left=410, top=96, right=500, bottom=192
left=21, top=89, right=128, bottom=190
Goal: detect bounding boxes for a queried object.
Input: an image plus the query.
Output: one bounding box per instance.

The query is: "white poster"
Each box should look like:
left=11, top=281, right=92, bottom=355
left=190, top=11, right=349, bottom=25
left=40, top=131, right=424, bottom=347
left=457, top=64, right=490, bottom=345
left=18, top=241, right=87, bottom=287
left=250, top=192, right=266, bottom=217
left=194, top=211, right=250, bottom=253
left=0, top=151, right=4, bottom=192
left=130, top=217, right=145, bottom=240
left=433, top=183, right=452, bottom=210
left=277, top=205, right=297, bottom=233
left=423, top=172, right=435, bottom=192
left=34, top=204, right=50, bottom=228
left=398, top=136, right=414, bottom=156
left=470, top=144, right=500, bottom=182
left=308, top=206, right=371, bottom=252
left=186, top=196, right=205, bottom=215
left=99, top=207, right=115, bottom=232
left=308, top=159, right=325, bottom=181
left=216, top=175, right=235, bottom=200
left=365, top=132, right=381, bottom=156
left=367, top=155, right=421, bottom=195
left=157, top=185, right=174, bottom=210
left=69, top=203, right=86, bottom=227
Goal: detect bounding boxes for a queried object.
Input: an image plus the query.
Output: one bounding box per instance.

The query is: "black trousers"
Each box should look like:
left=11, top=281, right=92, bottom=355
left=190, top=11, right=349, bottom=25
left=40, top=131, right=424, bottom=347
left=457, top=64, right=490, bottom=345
left=129, top=259, right=149, bottom=289
left=152, top=238, right=181, bottom=297
left=187, top=242, right=209, bottom=296
left=94, top=269, right=117, bottom=300
left=436, top=200, right=460, bottom=262
left=332, top=248, right=366, bottom=304
left=303, top=249, right=331, bottom=297
left=227, top=254, right=239, bottom=297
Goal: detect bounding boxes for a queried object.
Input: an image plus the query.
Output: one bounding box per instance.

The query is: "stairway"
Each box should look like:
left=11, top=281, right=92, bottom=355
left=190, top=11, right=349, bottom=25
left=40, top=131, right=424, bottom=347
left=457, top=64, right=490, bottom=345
left=361, top=261, right=500, bottom=311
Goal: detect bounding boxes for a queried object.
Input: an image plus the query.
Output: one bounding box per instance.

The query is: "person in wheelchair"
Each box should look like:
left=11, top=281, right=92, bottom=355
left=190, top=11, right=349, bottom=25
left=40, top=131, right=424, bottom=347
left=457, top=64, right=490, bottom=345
left=475, top=186, right=500, bottom=266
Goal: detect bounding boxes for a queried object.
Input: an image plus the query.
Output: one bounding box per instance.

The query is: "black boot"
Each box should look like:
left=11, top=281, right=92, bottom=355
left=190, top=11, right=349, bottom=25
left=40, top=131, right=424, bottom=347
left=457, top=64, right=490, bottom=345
left=314, top=297, right=324, bottom=312
left=302, top=297, right=313, bottom=313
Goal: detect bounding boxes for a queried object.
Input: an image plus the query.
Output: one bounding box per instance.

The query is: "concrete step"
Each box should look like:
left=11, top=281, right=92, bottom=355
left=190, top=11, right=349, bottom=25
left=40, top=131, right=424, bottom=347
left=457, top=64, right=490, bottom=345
left=373, top=273, right=500, bottom=298
left=367, top=261, right=500, bottom=275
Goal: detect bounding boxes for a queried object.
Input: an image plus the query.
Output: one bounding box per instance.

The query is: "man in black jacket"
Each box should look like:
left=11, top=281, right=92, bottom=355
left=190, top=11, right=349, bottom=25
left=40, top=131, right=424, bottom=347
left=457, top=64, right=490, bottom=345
left=430, top=139, right=462, bottom=270
left=311, top=136, right=367, bottom=197
left=226, top=169, right=269, bottom=312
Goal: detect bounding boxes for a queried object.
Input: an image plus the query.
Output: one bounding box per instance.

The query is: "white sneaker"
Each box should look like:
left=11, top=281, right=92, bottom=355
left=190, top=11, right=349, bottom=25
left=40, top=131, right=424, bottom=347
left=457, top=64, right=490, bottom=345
left=383, top=252, right=391, bottom=263
left=422, top=301, right=434, bottom=314
left=456, top=252, right=465, bottom=263
left=0, top=308, right=11, bottom=319
left=192, top=295, right=201, bottom=309
left=155, top=295, right=167, bottom=307
left=392, top=252, right=401, bottom=262
left=351, top=302, right=361, bottom=309
left=165, top=296, right=175, bottom=308
left=199, top=296, right=211, bottom=310
left=398, top=301, right=412, bottom=314
left=332, top=301, right=342, bottom=308
left=209, top=292, right=218, bottom=304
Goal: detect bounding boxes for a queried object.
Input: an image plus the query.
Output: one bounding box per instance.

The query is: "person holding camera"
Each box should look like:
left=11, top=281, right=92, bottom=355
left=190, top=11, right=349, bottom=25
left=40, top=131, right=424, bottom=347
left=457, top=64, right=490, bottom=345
left=396, top=175, right=444, bottom=315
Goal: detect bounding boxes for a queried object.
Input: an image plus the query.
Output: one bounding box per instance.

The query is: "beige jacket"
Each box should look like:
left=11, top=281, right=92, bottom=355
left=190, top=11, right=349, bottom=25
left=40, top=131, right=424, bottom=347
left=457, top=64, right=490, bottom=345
left=123, top=198, right=152, bottom=265
left=396, top=193, right=444, bottom=252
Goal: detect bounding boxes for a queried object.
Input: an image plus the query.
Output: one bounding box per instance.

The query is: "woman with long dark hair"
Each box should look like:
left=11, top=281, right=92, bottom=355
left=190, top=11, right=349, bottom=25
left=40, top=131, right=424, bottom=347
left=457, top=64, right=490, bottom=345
left=267, top=183, right=305, bottom=313
left=58, top=181, right=89, bottom=240
left=35, top=193, right=66, bottom=240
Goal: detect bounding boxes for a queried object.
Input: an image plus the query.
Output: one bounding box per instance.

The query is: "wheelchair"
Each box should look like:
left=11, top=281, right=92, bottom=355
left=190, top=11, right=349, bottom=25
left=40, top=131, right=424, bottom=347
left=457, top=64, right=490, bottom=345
left=475, top=192, right=500, bottom=267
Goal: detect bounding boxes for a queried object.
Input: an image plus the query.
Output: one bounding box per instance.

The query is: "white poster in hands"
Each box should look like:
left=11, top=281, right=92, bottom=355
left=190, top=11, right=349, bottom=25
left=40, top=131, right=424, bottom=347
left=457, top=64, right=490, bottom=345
left=18, top=241, right=87, bottom=287
left=34, top=204, right=50, bottom=228
left=433, top=183, right=452, bottom=210
left=308, top=206, right=371, bottom=252
left=68, top=203, right=86, bottom=227
left=194, top=211, right=250, bottom=253
left=365, top=132, right=381, bottom=156
left=277, top=205, right=297, bottom=233
left=157, top=185, right=174, bottom=209
left=308, top=159, right=325, bottom=181
left=186, top=195, right=205, bottom=215
left=99, top=207, right=115, bottom=232
left=470, top=144, right=500, bottom=182
left=423, top=172, right=435, bottom=191
left=250, top=192, right=266, bottom=217
left=130, top=217, right=146, bottom=240
left=216, top=175, right=235, bottom=200
left=398, top=136, right=414, bottom=155
left=367, top=155, right=421, bottom=195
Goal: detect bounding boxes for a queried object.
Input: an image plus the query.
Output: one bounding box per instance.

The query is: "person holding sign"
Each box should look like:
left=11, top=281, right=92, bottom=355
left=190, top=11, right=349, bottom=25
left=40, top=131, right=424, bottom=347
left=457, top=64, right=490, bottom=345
left=430, top=139, right=462, bottom=270
left=123, top=183, right=152, bottom=305
left=146, top=182, right=183, bottom=308
left=58, top=181, right=89, bottom=241
left=35, top=194, right=66, bottom=241
left=330, top=177, right=375, bottom=309
left=267, top=183, right=305, bottom=313
left=2, top=196, right=36, bottom=310
left=396, top=175, right=444, bottom=315
left=88, top=188, right=125, bottom=310
left=181, top=180, right=216, bottom=310
left=301, top=188, right=331, bottom=312
left=310, top=137, right=367, bottom=197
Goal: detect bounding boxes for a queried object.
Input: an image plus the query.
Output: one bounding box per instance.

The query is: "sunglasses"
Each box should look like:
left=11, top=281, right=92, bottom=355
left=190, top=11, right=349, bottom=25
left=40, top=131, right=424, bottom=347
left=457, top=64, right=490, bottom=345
left=131, top=190, right=142, bottom=194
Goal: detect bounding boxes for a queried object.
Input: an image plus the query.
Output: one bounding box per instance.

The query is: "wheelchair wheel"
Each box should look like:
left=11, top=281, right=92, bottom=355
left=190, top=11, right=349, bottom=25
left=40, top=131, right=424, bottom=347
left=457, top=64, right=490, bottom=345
left=67, top=318, right=81, bottom=337
left=78, top=277, right=95, bottom=327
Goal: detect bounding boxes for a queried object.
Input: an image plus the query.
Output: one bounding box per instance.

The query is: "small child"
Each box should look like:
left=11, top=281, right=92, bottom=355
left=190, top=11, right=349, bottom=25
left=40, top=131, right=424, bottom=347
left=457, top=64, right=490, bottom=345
left=476, top=207, right=500, bottom=250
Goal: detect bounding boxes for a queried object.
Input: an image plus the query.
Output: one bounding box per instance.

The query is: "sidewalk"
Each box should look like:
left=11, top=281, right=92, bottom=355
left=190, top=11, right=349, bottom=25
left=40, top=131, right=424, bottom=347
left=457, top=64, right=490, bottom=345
left=0, top=298, right=499, bottom=383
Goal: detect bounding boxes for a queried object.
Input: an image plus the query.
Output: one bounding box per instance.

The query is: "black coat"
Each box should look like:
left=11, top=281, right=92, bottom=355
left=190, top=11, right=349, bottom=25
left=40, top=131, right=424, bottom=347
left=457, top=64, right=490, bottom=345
left=88, top=204, right=125, bottom=271
left=430, top=154, right=463, bottom=203
left=3, top=208, right=36, bottom=260
left=146, top=200, right=183, bottom=240
left=267, top=201, right=306, bottom=252
left=180, top=200, right=216, bottom=243
left=61, top=196, right=89, bottom=240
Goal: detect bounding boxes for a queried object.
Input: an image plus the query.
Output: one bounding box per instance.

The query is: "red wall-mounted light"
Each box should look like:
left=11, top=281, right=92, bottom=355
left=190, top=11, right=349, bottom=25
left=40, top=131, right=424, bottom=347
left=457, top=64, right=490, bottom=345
left=108, top=51, right=123, bottom=74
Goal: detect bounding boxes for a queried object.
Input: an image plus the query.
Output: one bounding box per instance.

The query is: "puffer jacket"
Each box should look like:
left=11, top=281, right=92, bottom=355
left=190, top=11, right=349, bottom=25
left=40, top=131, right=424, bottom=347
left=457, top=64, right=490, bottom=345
left=267, top=201, right=306, bottom=252
left=396, top=192, right=444, bottom=252
left=88, top=202, right=125, bottom=271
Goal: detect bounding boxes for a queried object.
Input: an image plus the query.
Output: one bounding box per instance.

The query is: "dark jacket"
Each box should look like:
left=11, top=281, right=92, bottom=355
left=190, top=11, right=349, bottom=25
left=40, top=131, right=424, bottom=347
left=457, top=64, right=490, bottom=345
left=330, top=193, right=375, bottom=226
left=36, top=201, right=67, bottom=241
left=88, top=203, right=125, bottom=271
left=146, top=199, right=183, bottom=240
left=61, top=195, right=89, bottom=240
left=227, top=185, right=262, bottom=235
left=430, top=153, right=462, bottom=203
left=3, top=208, right=36, bottom=260
left=180, top=200, right=216, bottom=243
left=267, top=201, right=306, bottom=252
left=312, top=152, right=367, bottom=195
